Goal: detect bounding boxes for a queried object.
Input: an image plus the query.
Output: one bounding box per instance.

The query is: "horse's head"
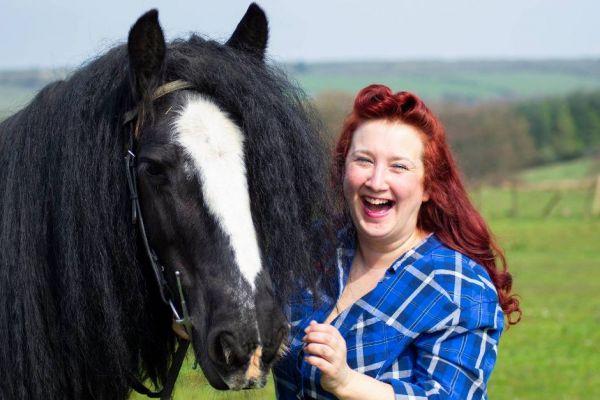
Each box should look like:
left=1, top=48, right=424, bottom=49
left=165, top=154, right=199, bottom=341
left=126, top=5, right=296, bottom=390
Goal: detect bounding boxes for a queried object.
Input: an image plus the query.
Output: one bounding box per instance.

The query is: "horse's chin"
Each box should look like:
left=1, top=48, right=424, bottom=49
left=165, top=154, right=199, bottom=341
left=195, top=358, right=269, bottom=390
left=193, top=346, right=271, bottom=391
left=195, top=356, right=230, bottom=390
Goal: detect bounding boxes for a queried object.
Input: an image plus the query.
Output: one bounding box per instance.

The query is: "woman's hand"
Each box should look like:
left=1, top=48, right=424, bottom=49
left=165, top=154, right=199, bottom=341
left=303, top=320, right=353, bottom=395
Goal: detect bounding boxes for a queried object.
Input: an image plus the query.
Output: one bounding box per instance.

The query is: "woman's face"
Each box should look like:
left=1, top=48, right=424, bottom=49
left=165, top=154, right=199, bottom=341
left=343, top=119, right=428, bottom=246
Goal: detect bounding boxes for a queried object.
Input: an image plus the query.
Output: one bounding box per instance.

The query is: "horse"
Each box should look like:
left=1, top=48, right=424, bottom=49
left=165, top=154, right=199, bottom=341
left=0, top=4, right=335, bottom=399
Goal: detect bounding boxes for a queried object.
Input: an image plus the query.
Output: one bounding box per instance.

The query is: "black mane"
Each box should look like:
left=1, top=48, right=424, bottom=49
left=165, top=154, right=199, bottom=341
left=0, top=34, right=334, bottom=399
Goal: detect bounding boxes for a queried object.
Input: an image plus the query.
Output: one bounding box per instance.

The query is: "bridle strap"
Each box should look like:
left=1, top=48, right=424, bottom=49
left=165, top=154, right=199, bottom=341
left=160, top=339, right=191, bottom=400
left=124, top=80, right=196, bottom=400
left=125, top=151, right=172, bottom=306
left=152, top=80, right=195, bottom=101
left=122, top=80, right=195, bottom=127
left=127, top=339, right=190, bottom=400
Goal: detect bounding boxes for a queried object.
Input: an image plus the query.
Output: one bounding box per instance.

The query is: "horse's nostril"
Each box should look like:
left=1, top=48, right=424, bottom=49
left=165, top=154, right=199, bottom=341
left=219, top=333, right=235, bottom=365
left=209, top=331, right=248, bottom=368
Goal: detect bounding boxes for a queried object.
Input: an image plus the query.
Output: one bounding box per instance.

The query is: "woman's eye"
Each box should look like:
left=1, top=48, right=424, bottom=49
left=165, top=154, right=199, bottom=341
left=356, top=157, right=372, bottom=164
left=392, top=164, right=409, bottom=171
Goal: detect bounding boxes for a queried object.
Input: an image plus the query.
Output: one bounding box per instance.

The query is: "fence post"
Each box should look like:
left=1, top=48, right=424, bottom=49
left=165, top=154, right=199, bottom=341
left=592, top=175, right=600, bottom=217
left=542, top=192, right=562, bottom=218
left=508, top=180, right=518, bottom=217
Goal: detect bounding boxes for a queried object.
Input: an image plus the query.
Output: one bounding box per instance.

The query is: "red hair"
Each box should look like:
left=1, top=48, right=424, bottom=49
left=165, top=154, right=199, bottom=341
left=333, top=84, right=521, bottom=325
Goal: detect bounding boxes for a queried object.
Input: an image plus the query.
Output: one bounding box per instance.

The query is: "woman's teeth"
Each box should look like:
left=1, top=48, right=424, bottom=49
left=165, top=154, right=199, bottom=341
left=364, top=197, right=389, bottom=205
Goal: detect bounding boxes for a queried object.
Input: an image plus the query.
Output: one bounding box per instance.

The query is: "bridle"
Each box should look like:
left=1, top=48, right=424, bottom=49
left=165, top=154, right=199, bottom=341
left=123, top=80, right=196, bottom=400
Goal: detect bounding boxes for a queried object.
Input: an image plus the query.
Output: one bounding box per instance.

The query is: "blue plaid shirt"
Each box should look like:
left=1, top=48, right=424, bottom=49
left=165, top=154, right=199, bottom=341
left=273, top=230, right=504, bottom=399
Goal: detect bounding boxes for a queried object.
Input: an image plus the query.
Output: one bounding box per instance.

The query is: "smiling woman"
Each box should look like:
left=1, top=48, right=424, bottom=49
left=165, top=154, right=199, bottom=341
left=273, top=84, right=521, bottom=400
left=343, top=120, right=429, bottom=247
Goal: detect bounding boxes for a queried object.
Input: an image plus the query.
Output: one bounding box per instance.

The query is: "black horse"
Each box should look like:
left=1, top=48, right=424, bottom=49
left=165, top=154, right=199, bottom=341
left=0, top=4, right=334, bottom=399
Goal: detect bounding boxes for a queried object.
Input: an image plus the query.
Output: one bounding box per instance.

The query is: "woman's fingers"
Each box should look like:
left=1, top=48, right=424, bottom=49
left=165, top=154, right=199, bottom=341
left=304, top=342, right=336, bottom=360
left=303, top=331, right=334, bottom=345
left=305, top=354, right=336, bottom=376
left=303, top=322, right=347, bottom=355
left=305, top=320, right=339, bottom=335
left=304, top=322, right=344, bottom=344
left=302, top=321, right=353, bottom=393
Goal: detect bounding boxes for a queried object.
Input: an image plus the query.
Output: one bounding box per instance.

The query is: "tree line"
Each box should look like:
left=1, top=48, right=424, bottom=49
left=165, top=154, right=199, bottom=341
left=313, top=90, right=600, bottom=182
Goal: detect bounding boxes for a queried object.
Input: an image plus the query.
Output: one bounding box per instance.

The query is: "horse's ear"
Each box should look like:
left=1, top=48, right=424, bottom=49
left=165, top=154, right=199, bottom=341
left=128, top=9, right=166, bottom=101
left=226, top=3, right=269, bottom=61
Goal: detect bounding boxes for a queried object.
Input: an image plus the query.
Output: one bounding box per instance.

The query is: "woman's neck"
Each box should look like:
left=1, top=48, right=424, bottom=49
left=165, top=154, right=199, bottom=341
left=355, top=229, right=428, bottom=272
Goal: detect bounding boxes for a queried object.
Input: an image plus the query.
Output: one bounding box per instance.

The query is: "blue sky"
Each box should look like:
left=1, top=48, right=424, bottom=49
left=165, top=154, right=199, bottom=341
left=1, top=0, right=599, bottom=69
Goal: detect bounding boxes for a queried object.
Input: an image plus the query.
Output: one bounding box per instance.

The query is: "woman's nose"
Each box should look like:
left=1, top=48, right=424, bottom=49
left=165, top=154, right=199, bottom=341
left=365, top=164, right=388, bottom=191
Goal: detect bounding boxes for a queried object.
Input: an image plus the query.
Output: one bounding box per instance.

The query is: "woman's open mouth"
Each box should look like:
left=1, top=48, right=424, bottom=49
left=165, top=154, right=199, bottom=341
left=361, top=196, right=395, bottom=218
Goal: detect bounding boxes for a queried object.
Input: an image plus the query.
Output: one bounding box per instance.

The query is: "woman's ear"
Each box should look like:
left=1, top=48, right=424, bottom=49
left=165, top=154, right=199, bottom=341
left=421, top=181, right=430, bottom=202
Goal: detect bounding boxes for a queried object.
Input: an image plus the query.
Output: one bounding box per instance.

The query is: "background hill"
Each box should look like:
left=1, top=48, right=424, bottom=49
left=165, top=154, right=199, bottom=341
left=287, top=59, right=600, bottom=102
left=3, top=59, right=600, bottom=109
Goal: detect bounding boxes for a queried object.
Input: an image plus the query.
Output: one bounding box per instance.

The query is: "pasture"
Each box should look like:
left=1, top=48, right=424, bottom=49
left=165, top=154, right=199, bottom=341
left=489, top=217, right=600, bottom=399
left=132, top=183, right=600, bottom=399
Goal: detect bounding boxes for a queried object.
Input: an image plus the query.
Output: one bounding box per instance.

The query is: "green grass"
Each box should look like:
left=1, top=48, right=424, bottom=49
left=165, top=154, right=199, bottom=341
left=130, top=364, right=275, bottom=400
left=488, top=218, right=600, bottom=399
left=472, top=186, right=596, bottom=219
left=468, top=156, right=600, bottom=219
left=520, top=158, right=599, bottom=183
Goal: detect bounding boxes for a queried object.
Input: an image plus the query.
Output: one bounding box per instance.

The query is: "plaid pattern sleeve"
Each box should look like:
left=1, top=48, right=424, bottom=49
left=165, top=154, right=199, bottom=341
left=273, top=233, right=504, bottom=400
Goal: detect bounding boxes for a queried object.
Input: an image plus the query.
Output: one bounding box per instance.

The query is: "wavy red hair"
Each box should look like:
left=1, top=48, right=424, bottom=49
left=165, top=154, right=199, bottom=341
left=333, top=84, right=521, bottom=325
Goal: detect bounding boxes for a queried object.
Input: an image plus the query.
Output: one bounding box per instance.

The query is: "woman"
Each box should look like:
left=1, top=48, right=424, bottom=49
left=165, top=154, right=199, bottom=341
left=273, top=84, right=521, bottom=399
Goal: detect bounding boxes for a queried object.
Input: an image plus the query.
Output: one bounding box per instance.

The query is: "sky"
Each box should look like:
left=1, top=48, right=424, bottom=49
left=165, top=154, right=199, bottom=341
left=1, top=0, right=599, bottom=69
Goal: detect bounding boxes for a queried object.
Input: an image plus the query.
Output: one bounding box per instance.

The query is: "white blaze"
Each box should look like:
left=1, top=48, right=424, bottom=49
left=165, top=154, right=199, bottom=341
left=174, top=94, right=262, bottom=289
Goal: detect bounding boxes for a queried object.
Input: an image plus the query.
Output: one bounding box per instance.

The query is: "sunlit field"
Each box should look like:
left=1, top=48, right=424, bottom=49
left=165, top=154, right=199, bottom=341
left=488, top=217, right=600, bottom=399
left=132, top=209, right=600, bottom=399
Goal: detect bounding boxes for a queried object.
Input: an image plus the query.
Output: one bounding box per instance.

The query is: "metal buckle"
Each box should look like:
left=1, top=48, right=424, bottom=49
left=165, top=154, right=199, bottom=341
left=172, top=271, right=193, bottom=337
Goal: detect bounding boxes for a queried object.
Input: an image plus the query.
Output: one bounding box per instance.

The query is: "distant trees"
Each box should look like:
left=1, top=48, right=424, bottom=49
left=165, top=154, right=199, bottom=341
left=311, top=89, right=600, bottom=182
left=517, top=91, right=600, bottom=163
left=568, top=92, right=600, bottom=149
left=311, top=90, right=354, bottom=148
left=519, top=98, right=580, bottom=161
left=438, top=103, right=536, bottom=182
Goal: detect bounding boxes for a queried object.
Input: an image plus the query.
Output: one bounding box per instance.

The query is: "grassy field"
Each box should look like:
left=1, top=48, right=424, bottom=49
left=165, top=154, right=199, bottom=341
left=519, top=158, right=599, bottom=183
left=474, top=186, right=597, bottom=219
left=488, top=217, right=600, bottom=399
left=131, top=208, right=600, bottom=399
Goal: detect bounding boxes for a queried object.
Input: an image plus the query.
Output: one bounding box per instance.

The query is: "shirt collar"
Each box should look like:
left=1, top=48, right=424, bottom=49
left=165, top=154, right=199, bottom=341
left=336, top=226, right=441, bottom=284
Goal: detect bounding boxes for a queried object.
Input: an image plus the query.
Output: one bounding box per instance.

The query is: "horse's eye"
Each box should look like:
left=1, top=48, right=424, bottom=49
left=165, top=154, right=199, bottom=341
left=143, top=161, right=166, bottom=177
